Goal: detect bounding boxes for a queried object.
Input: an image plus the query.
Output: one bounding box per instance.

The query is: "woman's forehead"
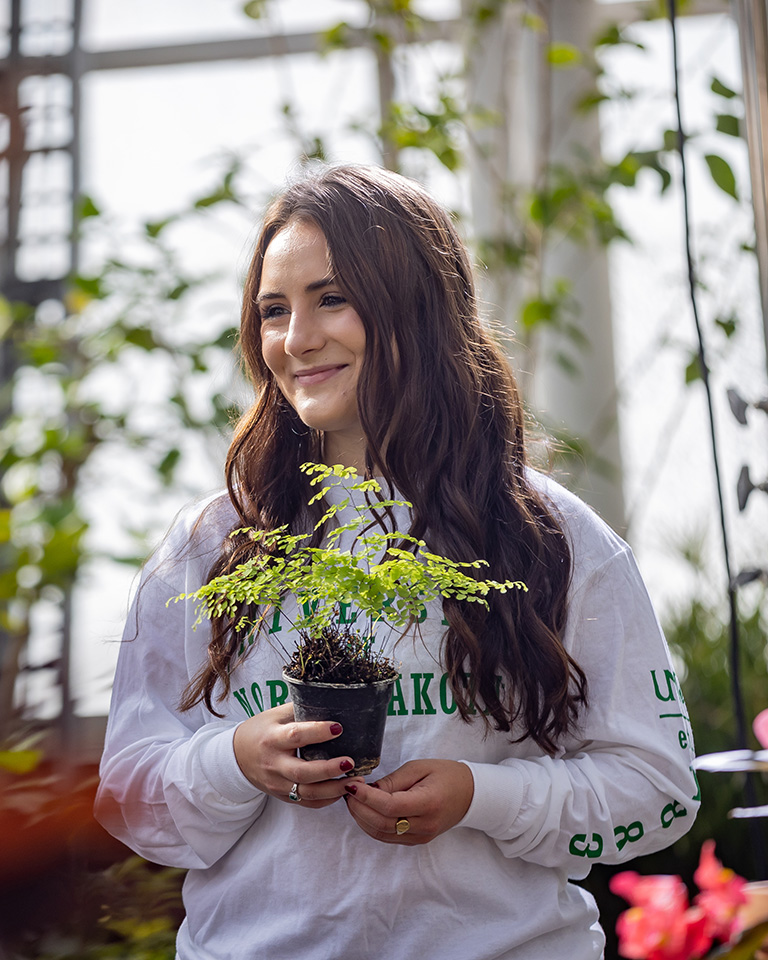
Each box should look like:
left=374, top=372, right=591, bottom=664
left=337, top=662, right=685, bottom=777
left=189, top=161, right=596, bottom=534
left=260, top=221, right=333, bottom=285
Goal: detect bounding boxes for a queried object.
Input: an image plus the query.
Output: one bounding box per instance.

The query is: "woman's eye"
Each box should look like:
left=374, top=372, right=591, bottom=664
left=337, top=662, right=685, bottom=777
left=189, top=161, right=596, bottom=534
left=321, top=293, right=346, bottom=307
left=260, top=303, right=288, bottom=321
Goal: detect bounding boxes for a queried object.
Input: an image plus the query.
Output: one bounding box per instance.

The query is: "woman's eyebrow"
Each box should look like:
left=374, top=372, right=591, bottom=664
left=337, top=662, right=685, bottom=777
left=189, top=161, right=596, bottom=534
left=256, top=276, right=335, bottom=303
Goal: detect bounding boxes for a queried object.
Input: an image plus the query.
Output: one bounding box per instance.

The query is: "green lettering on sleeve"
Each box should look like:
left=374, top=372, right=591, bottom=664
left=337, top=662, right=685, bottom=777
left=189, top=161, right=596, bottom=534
left=614, top=821, right=644, bottom=851
left=569, top=833, right=604, bottom=858
left=691, top=767, right=701, bottom=803
left=660, top=800, right=687, bottom=828
left=651, top=669, right=678, bottom=703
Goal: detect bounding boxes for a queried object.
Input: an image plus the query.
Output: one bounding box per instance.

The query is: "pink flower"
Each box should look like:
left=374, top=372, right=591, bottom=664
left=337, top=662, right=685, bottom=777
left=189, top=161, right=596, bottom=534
left=693, top=840, right=748, bottom=942
left=753, top=709, right=768, bottom=749
left=611, top=871, right=711, bottom=960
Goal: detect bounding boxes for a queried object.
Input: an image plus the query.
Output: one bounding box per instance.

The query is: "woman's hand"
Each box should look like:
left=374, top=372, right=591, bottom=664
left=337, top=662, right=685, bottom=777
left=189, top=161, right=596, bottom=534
left=343, top=759, right=474, bottom=845
left=232, top=703, right=363, bottom=808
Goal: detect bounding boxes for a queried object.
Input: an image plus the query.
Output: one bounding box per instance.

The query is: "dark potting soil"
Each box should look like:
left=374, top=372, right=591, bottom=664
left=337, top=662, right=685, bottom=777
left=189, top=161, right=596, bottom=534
left=283, top=626, right=398, bottom=684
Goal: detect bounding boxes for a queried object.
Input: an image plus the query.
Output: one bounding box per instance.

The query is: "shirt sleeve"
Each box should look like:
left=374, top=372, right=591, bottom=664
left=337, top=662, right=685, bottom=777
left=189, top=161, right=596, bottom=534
left=94, top=509, right=268, bottom=870
left=458, top=545, right=700, bottom=875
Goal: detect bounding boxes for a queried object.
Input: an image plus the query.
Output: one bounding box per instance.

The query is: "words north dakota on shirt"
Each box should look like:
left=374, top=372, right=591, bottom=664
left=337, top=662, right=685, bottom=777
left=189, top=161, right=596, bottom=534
left=231, top=670, right=497, bottom=719
left=231, top=601, right=491, bottom=718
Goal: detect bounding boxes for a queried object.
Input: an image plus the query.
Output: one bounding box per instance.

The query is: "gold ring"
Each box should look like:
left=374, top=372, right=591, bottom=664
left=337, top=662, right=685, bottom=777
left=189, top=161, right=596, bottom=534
left=395, top=818, right=410, bottom=835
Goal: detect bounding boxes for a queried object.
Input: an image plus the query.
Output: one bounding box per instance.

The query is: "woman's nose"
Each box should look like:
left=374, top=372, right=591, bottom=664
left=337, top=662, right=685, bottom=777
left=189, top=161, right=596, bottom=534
left=284, top=309, right=325, bottom=356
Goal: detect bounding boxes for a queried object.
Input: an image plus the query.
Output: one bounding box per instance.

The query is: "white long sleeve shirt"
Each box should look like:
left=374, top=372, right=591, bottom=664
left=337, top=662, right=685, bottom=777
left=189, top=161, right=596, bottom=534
left=95, top=472, right=699, bottom=959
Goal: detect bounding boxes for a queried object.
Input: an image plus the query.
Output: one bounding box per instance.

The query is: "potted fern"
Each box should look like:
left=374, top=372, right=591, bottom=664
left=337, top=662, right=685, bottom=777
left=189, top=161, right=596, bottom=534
left=176, top=463, right=526, bottom=776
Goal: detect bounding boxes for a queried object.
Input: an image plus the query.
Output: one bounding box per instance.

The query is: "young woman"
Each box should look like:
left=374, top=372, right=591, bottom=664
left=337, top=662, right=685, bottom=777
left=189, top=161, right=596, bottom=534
left=96, top=164, right=699, bottom=959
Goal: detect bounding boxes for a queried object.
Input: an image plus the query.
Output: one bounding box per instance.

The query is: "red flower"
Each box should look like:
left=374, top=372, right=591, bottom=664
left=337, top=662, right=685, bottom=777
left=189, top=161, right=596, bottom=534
left=611, top=871, right=711, bottom=960
left=693, top=840, right=748, bottom=942
left=611, top=842, right=750, bottom=959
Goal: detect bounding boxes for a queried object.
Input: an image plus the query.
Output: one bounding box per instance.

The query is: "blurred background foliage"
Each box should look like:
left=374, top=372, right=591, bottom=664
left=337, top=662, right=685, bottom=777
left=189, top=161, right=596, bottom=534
left=1, top=0, right=766, bottom=955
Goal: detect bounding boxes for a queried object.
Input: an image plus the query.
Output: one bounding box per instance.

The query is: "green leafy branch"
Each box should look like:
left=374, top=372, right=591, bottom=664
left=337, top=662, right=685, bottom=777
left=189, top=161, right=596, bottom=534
left=172, top=462, right=526, bottom=645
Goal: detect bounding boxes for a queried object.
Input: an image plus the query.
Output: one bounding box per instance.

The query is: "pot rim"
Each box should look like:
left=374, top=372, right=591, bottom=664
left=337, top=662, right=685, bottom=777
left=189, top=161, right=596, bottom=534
left=282, top=670, right=397, bottom=691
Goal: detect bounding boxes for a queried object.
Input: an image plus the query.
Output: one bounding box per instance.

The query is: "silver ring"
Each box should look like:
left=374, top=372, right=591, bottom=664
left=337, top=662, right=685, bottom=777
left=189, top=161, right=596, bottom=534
left=288, top=783, right=302, bottom=803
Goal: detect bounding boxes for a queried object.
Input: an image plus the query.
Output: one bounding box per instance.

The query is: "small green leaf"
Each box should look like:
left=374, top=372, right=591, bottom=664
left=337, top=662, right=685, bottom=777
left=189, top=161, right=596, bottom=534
left=576, top=90, right=609, bottom=112
left=124, top=327, right=158, bottom=351
left=521, top=298, right=554, bottom=329
left=145, top=217, right=174, bottom=238
left=472, top=1, right=505, bottom=25
left=555, top=351, right=580, bottom=378
left=214, top=327, right=237, bottom=349
left=704, top=153, right=739, bottom=200
left=70, top=274, right=103, bottom=297
left=77, top=194, right=101, bottom=219
left=685, top=353, right=704, bottom=384
left=595, top=24, right=622, bottom=46
left=243, top=0, right=268, bottom=18
left=547, top=43, right=582, bottom=67
left=595, top=24, right=645, bottom=49
left=608, top=155, right=639, bottom=187
left=194, top=187, right=236, bottom=209
left=302, top=136, right=327, bottom=164
left=521, top=12, right=546, bottom=32
left=715, top=314, right=737, bottom=338
left=168, top=282, right=190, bottom=301
left=0, top=509, right=10, bottom=543
left=321, top=21, right=351, bottom=52
left=372, top=28, right=395, bottom=55
left=158, top=448, right=181, bottom=484
left=711, top=76, right=738, bottom=99
left=663, top=128, right=680, bottom=152
left=715, top=113, right=741, bottom=138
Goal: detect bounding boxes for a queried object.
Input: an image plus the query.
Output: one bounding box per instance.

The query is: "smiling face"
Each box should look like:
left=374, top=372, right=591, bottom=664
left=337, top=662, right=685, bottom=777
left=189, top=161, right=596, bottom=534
left=257, top=219, right=367, bottom=471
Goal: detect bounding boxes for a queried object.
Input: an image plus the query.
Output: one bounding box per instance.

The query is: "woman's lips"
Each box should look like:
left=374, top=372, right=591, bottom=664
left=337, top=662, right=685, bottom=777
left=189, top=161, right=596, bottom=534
left=294, top=365, right=347, bottom=385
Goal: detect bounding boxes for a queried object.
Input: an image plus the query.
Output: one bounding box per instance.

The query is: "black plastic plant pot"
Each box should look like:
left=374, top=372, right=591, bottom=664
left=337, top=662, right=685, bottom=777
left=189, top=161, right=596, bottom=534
left=283, top=672, right=396, bottom=777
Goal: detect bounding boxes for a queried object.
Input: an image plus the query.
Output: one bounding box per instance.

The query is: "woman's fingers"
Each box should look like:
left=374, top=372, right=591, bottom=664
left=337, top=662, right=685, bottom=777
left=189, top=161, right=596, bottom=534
left=276, top=711, right=346, bottom=751
left=286, top=774, right=365, bottom=809
left=232, top=704, right=356, bottom=805
left=344, top=759, right=474, bottom=845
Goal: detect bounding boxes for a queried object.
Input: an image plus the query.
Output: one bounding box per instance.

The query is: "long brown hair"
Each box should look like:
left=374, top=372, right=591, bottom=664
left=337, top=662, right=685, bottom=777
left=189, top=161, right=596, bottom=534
left=180, top=164, right=587, bottom=753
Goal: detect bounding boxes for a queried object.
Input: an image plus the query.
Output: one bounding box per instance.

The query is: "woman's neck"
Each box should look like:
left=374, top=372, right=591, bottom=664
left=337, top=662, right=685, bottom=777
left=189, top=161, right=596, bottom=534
left=321, top=432, right=368, bottom=475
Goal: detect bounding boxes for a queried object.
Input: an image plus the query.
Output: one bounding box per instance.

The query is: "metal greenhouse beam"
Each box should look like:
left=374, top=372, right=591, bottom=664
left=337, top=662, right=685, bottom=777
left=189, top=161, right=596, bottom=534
left=463, top=0, right=626, bottom=532
left=733, top=0, right=768, bottom=373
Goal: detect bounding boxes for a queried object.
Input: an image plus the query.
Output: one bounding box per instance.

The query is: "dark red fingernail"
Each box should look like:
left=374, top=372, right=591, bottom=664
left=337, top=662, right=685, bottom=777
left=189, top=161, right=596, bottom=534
left=344, top=784, right=357, bottom=795
left=339, top=759, right=354, bottom=772
left=330, top=723, right=343, bottom=736
left=371, top=782, right=381, bottom=789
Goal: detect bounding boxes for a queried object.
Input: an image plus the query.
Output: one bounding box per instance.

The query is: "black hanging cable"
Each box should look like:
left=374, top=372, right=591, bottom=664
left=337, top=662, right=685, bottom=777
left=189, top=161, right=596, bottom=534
left=667, top=0, right=766, bottom=878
